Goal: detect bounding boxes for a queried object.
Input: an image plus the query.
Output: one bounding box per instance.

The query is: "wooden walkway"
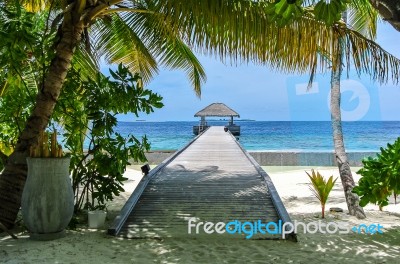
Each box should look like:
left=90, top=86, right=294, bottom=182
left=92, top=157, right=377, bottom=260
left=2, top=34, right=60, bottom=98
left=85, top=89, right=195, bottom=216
left=109, top=127, right=296, bottom=240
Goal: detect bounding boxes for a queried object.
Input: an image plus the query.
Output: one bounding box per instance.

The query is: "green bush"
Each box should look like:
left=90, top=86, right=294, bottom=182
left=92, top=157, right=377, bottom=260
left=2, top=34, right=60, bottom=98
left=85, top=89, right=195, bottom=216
left=353, top=138, right=400, bottom=210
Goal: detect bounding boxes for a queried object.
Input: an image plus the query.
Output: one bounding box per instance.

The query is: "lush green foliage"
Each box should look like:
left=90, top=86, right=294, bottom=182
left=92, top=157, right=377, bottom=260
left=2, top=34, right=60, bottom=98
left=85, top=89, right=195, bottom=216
left=0, top=3, right=91, bottom=170
left=0, top=4, right=164, bottom=208
left=0, top=4, right=50, bottom=170
left=353, top=138, right=400, bottom=209
left=54, top=65, right=163, bottom=211
left=266, top=0, right=361, bottom=27
left=313, top=0, right=349, bottom=26
left=266, top=0, right=304, bottom=26
left=307, top=169, right=338, bottom=218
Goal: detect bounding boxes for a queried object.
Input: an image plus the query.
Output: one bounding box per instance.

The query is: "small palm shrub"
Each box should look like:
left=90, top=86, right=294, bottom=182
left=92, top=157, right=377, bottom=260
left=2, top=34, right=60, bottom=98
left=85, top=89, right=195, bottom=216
left=306, top=169, right=338, bottom=218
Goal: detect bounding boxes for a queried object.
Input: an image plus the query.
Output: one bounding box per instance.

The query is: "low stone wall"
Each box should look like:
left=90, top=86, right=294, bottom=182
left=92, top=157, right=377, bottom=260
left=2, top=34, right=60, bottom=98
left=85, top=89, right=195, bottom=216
left=133, top=151, right=378, bottom=166
left=248, top=151, right=377, bottom=166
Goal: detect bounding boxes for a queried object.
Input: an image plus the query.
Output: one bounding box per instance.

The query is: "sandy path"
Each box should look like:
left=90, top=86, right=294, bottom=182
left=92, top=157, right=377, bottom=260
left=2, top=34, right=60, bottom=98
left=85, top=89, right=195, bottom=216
left=1, top=166, right=400, bottom=264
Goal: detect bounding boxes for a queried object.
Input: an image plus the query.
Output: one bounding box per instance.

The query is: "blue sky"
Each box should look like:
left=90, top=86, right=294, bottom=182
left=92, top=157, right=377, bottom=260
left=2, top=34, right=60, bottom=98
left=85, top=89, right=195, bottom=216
left=117, top=22, right=400, bottom=122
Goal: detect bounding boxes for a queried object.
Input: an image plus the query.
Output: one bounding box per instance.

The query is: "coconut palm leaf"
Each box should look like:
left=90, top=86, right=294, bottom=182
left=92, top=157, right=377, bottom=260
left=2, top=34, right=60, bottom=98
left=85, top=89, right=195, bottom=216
left=145, top=0, right=399, bottom=84
left=347, top=8, right=377, bottom=39
left=72, top=42, right=100, bottom=81
left=118, top=3, right=207, bottom=94
left=92, top=13, right=159, bottom=84
left=6, top=0, right=400, bottom=92
left=344, top=0, right=379, bottom=40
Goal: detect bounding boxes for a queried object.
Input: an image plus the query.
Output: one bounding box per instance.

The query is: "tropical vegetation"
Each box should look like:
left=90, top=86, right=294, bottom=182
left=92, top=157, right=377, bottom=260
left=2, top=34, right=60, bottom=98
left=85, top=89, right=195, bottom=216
left=353, top=137, right=400, bottom=210
left=60, top=65, right=163, bottom=211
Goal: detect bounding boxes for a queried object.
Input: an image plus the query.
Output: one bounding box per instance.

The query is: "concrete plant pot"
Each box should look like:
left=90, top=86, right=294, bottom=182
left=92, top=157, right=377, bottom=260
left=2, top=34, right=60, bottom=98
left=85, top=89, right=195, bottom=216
left=21, top=157, right=74, bottom=240
left=88, top=210, right=107, bottom=229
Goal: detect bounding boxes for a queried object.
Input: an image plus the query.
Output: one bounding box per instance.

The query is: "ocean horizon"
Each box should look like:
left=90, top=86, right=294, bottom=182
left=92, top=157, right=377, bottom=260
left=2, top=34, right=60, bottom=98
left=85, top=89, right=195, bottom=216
left=114, top=121, right=400, bottom=152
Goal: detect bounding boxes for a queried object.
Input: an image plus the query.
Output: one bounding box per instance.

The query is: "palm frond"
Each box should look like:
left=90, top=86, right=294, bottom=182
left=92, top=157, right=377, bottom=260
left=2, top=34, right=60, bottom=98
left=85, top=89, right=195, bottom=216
left=348, top=0, right=379, bottom=23
left=0, top=81, right=7, bottom=97
left=92, top=13, right=159, bottom=83
left=72, top=43, right=100, bottom=81
left=346, top=0, right=378, bottom=40
left=155, top=39, right=206, bottom=96
left=120, top=1, right=206, bottom=95
left=147, top=0, right=399, bottom=85
left=338, top=24, right=400, bottom=83
left=11, top=0, right=399, bottom=96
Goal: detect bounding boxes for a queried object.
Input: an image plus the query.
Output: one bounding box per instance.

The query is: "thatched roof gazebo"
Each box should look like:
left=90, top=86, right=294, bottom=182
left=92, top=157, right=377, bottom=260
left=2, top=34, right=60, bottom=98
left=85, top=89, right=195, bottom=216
left=194, top=103, right=240, bottom=118
left=193, top=103, right=241, bottom=135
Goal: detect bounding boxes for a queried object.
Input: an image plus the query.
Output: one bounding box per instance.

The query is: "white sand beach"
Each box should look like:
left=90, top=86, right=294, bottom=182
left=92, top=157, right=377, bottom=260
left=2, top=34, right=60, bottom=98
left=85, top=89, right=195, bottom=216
left=1, top=166, right=400, bottom=264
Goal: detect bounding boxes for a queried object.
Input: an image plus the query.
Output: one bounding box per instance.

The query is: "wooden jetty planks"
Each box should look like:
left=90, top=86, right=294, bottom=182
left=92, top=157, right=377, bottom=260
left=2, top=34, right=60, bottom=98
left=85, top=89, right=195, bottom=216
left=109, top=126, right=296, bottom=241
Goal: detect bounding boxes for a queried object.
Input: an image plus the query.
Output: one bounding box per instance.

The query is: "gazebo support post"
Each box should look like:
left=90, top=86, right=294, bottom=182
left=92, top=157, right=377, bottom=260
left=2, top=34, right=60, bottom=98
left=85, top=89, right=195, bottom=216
left=201, top=116, right=206, bottom=126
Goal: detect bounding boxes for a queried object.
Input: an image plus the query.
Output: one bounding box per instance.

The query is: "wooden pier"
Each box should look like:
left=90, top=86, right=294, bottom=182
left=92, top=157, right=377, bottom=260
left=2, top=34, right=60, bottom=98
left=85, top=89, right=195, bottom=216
left=109, top=127, right=296, bottom=240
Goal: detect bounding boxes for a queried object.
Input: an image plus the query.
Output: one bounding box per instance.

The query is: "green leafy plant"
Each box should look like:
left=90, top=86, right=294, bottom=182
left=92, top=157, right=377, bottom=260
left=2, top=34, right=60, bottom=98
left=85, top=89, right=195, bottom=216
left=353, top=138, right=400, bottom=210
left=306, top=169, right=338, bottom=218
left=0, top=5, right=52, bottom=171
left=313, top=0, right=348, bottom=26
left=265, top=0, right=304, bottom=26
left=54, top=65, right=163, bottom=212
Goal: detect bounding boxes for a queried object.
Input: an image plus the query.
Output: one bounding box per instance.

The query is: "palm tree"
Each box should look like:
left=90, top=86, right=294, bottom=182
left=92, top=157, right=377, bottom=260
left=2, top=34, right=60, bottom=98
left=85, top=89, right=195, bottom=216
left=330, top=55, right=368, bottom=218
left=1, top=0, right=400, bottom=228
left=329, top=5, right=380, bottom=219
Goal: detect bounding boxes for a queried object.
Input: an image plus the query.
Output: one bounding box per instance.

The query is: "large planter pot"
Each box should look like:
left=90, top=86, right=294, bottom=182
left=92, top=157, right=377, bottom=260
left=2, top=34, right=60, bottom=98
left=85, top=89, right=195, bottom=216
left=21, top=157, right=74, bottom=240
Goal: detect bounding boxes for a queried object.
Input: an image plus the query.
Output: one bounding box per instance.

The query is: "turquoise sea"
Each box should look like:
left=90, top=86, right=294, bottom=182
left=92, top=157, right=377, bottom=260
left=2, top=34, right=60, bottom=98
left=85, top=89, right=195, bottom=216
left=115, top=121, right=400, bottom=152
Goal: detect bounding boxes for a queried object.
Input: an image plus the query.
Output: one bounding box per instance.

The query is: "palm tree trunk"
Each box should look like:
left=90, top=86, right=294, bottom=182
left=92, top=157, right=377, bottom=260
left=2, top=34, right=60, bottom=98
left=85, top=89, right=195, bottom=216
left=0, top=14, right=84, bottom=228
left=0, top=150, right=7, bottom=168
left=369, top=0, right=400, bottom=32
left=330, top=64, right=366, bottom=219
